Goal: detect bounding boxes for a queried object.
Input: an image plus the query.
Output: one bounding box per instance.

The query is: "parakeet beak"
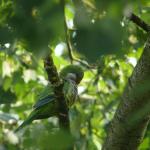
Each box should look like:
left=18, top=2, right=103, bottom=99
left=66, top=73, right=77, bottom=82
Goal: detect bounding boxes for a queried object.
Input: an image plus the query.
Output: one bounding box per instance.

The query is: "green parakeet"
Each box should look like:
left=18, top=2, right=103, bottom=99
left=15, top=65, right=84, bottom=132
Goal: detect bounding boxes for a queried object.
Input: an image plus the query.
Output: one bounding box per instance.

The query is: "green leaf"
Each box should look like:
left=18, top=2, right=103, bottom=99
left=0, top=86, right=16, bottom=104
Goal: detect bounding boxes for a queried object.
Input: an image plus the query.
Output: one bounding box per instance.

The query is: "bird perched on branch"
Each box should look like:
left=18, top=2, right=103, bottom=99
left=15, top=65, right=84, bottom=132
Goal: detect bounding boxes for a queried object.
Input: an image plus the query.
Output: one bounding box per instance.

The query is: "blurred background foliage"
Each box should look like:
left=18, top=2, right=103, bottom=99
left=0, top=0, right=150, bottom=149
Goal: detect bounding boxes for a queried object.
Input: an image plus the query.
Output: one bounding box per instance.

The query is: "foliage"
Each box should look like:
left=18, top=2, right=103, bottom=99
left=0, top=0, right=150, bottom=149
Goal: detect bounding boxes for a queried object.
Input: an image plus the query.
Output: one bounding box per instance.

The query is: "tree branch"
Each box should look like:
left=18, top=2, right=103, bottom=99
left=128, top=13, right=150, bottom=32
left=44, top=55, right=60, bottom=85
left=43, top=54, right=70, bottom=130
left=102, top=33, right=150, bottom=150
left=61, top=0, right=74, bottom=64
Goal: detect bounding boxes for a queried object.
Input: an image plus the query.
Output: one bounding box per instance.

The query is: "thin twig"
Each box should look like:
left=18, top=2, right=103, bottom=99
left=74, top=58, right=94, bottom=69
left=61, top=0, right=73, bottom=64
left=66, top=29, right=74, bottom=64
left=128, top=13, right=150, bottom=32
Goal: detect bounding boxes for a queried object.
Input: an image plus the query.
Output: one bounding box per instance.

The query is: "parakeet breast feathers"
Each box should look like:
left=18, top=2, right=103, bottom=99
left=63, top=78, right=78, bottom=107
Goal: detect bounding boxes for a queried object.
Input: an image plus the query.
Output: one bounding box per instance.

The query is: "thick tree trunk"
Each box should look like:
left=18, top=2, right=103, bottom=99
left=102, top=33, right=150, bottom=150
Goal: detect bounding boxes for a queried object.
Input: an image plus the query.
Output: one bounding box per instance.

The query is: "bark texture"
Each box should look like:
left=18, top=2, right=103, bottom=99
left=102, top=33, right=150, bottom=150
left=44, top=55, right=70, bottom=130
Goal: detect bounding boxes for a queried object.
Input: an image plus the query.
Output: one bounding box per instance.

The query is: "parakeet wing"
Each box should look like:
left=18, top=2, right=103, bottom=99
left=15, top=95, right=57, bottom=132
left=36, top=84, right=54, bottom=99
left=33, top=84, right=57, bottom=118
left=33, top=101, right=57, bottom=119
left=15, top=84, right=57, bottom=132
left=33, top=95, right=55, bottom=110
left=33, top=84, right=55, bottom=109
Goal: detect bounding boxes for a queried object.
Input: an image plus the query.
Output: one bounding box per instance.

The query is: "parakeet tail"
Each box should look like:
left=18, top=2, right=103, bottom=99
left=14, top=113, right=35, bottom=133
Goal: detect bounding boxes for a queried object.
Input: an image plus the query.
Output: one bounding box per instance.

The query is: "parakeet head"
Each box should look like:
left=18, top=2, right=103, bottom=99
left=59, top=65, right=84, bottom=84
